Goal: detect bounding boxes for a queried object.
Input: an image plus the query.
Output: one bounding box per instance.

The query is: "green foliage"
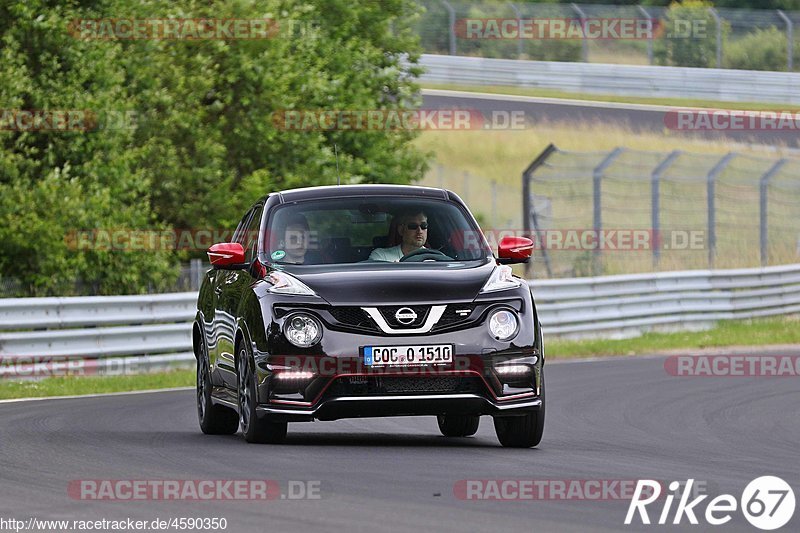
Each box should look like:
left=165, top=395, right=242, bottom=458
left=0, top=0, right=428, bottom=295
left=654, top=0, right=726, bottom=68
left=724, top=26, right=790, bottom=71
left=413, top=0, right=580, bottom=61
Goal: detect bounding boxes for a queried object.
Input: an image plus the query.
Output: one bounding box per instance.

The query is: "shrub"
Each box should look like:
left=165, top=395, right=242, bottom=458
left=724, top=26, right=789, bottom=71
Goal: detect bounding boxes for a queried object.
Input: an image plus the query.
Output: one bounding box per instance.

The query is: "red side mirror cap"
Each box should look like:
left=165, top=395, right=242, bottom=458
left=207, top=242, right=245, bottom=268
left=498, top=236, right=533, bottom=264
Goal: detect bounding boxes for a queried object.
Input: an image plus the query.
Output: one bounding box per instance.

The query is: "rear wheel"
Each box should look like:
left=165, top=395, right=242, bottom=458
left=437, top=415, right=480, bottom=437
left=196, top=334, right=238, bottom=435
left=493, top=373, right=545, bottom=448
left=237, top=345, right=287, bottom=444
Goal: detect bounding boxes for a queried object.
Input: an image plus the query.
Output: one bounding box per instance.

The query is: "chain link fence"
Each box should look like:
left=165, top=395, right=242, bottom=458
left=519, top=144, right=800, bottom=278
left=414, top=1, right=800, bottom=72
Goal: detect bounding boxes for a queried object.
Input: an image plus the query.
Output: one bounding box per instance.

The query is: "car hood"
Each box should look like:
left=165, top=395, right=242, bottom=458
left=291, top=260, right=496, bottom=305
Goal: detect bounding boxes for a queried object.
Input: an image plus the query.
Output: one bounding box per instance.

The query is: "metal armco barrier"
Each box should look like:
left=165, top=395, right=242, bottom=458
left=1, top=262, right=799, bottom=376
left=532, top=263, right=800, bottom=338
left=419, top=54, right=800, bottom=104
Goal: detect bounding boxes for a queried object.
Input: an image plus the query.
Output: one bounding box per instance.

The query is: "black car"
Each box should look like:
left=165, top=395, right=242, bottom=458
left=193, top=184, right=544, bottom=447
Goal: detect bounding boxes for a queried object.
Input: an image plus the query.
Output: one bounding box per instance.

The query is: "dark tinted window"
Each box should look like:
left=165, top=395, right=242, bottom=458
left=261, top=196, right=491, bottom=266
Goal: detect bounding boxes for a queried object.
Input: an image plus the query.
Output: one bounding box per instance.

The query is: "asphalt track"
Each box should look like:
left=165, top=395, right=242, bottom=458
left=1, top=354, right=798, bottom=532
left=421, top=89, right=800, bottom=148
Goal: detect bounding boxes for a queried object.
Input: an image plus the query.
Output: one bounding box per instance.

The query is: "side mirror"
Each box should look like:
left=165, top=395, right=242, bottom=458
left=497, top=236, right=533, bottom=265
left=207, top=242, right=246, bottom=269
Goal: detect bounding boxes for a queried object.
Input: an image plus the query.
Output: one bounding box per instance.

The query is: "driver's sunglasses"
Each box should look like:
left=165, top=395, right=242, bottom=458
left=405, top=222, right=428, bottom=230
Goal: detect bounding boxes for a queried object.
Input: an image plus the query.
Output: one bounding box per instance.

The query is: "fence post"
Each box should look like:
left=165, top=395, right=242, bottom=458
left=778, top=10, right=793, bottom=72
left=651, top=150, right=682, bottom=268
left=491, top=180, right=497, bottom=226
left=592, top=148, right=624, bottom=272
left=706, top=152, right=735, bottom=268
left=571, top=3, right=589, bottom=63
left=759, top=159, right=787, bottom=266
left=441, top=0, right=456, bottom=56
left=637, top=5, right=654, bottom=65
left=508, top=2, right=524, bottom=58
left=522, top=143, right=558, bottom=278
left=190, top=258, right=203, bottom=291
left=709, top=7, right=722, bottom=68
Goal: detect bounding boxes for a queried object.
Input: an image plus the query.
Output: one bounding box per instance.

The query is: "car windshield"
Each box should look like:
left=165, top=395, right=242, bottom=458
left=260, top=196, right=492, bottom=267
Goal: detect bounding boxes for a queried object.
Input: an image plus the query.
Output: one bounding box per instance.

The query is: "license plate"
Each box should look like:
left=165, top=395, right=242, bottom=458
left=363, top=344, right=454, bottom=367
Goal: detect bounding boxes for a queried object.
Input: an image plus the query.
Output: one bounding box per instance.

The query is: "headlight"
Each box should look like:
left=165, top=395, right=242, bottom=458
left=267, top=271, right=317, bottom=296
left=283, top=313, right=323, bottom=348
left=488, top=309, right=518, bottom=341
left=480, top=265, right=521, bottom=293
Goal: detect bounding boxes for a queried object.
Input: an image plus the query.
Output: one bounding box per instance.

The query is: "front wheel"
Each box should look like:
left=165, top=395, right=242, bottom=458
left=493, top=375, right=545, bottom=448
left=437, top=415, right=480, bottom=437
left=196, top=336, right=238, bottom=435
left=237, top=346, right=287, bottom=444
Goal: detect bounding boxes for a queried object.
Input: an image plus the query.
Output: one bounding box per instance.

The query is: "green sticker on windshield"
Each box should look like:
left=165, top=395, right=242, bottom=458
left=271, top=250, right=286, bottom=261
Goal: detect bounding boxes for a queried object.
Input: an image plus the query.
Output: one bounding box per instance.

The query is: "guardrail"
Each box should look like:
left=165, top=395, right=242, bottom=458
left=1, top=263, right=799, bottom=377
left=533, top=263, right=800, bottom=337
left=419, top=54, right=800, bottom=104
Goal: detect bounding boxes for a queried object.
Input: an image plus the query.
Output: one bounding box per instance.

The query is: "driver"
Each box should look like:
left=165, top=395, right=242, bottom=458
left=369, top=209, right=428, bottom=262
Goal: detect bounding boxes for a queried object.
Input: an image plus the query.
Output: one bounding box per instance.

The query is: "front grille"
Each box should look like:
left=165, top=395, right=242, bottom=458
left=435, top=304, right=476, bottom=328
left=378, top=305, right=430, bottom=328
left=328, top=307, right=378, bottom=332
left=325, top=376, right=484, bottom=397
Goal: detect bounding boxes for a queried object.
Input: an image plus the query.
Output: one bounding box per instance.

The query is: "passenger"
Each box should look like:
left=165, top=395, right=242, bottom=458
left=369, top=209, right=428, bottom=262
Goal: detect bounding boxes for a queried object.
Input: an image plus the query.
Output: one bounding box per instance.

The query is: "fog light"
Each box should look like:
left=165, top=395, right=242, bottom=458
left=495, top=365, right=530, bottom=376
left=274, top=371, right=315, bottom=380
left=283, top=313, right=322, bottom=348
left=488, top=309, right=518, bottom=341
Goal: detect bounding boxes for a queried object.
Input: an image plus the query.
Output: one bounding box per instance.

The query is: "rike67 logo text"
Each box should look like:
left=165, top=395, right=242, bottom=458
left=625, top=477, right=795, bottom=530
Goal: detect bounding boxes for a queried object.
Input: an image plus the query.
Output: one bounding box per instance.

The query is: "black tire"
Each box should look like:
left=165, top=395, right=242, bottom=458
left=437, top=414, right=480, bottom=437
left=493, top=374, right=545, bottom=448
left=196, top=334, right=238, bottom=435
left=237, top=345, right=287, bottom=444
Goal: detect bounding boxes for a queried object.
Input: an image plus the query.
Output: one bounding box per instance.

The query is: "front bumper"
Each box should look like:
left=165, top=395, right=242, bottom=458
left=256, top=392, right=542, bottom=422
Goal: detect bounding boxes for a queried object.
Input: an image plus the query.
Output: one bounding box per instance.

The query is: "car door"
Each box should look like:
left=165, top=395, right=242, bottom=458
left=210, top=207, right=255, bottom=384
left=216, top=203, right=263, bottom=389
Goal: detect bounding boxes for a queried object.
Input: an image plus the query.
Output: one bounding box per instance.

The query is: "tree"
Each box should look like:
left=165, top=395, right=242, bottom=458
left=0, top=0, right=428, bottom=295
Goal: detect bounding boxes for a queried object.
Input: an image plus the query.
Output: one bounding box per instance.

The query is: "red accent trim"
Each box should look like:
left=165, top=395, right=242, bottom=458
left=207, top=242, right=245, bottom=266
left=268, top=369, right=534, bottom=407
left=498, top=236, right=533, bottom=261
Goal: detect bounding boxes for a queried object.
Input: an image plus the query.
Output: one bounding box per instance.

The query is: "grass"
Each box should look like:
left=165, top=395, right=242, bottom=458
left=0, top=369, right=193, bottom=400
left=0, top=317, right=797, bottom=400
left=414, top=120, right=790, bottom=192
left=547, top=315, right=800, bottom=359
left=421, top=82, right=791, bottom=112
left=414, top=115, right=800, bottom=275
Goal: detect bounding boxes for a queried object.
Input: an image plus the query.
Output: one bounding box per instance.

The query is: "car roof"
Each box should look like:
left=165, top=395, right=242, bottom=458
left=273, top=184, right=450, bottom=203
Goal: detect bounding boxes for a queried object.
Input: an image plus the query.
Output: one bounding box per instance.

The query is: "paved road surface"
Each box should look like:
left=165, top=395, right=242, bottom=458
left=1, top=355, right=798, bottom=532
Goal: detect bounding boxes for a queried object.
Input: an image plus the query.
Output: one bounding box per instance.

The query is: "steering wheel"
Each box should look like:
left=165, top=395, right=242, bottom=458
left=399, top=248, right=454, bottom=262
